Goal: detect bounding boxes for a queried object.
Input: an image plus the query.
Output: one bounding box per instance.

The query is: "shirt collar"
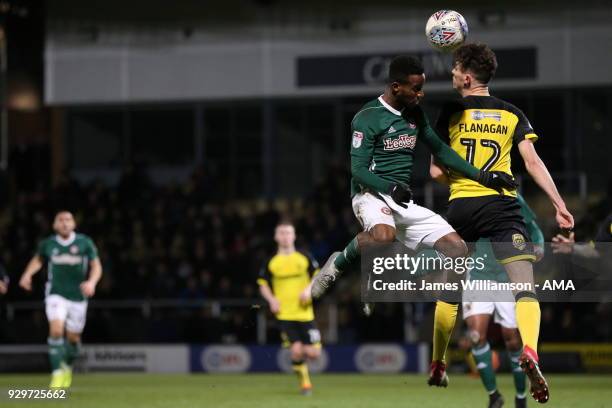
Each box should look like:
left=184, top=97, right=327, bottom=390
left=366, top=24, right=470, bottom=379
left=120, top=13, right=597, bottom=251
left=55, top=232, right=76, bottom=246
left=378, top=95, right=403, bottom=116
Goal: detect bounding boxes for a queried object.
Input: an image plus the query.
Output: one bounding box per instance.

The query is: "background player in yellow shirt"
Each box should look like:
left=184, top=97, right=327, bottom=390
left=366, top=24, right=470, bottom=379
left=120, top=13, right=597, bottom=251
left=257, top=220, right=321, bottom=395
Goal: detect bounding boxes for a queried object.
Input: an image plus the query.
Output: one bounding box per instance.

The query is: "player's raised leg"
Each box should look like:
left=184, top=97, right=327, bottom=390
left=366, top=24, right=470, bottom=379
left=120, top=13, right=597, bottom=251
left=312, top=227, right=394, bottom=298
left=311, top=191, right=396, bottom=298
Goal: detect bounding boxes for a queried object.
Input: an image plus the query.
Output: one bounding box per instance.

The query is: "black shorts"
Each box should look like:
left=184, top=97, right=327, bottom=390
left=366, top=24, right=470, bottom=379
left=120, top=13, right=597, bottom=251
left=278, top=320, right=321, bottom=346
left=447, top=195, right=535, bottom=264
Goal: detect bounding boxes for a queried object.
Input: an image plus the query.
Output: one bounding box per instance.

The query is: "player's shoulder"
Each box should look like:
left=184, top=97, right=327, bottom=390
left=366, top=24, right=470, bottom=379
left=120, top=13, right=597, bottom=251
left=75, top=233, right=94, bottom=243
left=440, top=97, right=468, bottom=113
left=36, top=235, right=55, bottom=254
left=435, top=98, right=464, bottom=125
left=39, top=235, right=56, bottom=245
left=295, top=250, right=319, bottom=265
left=261, top=252, right=276, bottom=266
left=264, top=250, right=289, bottom=269
left=352, top=98, right=387, bottom=127
left=474, top=95, right=526, bottom=118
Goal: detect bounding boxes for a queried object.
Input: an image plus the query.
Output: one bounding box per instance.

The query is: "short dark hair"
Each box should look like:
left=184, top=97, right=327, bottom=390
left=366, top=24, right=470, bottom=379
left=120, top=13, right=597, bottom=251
left=452, top=43, right=498, bottom=84
left=276, top=218, right=294, bottom=228
left=388, top=55, right=424, bottom=83
left=54, top=210, right=74, bottom=218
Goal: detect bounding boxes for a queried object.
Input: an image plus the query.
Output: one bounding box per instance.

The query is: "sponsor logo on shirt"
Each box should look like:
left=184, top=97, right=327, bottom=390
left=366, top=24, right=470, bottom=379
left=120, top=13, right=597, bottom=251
left=471, top=110, right=502, bottom=121
left=383, top=134, right=416, bottom=151
left=352, top=131, right=364, bottom=148
left=51, top=254, right=84, bottom=265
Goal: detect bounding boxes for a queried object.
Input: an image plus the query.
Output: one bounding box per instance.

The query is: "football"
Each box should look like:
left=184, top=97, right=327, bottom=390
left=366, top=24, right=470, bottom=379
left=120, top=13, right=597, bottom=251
left=425, top=10, right=468, bottom=52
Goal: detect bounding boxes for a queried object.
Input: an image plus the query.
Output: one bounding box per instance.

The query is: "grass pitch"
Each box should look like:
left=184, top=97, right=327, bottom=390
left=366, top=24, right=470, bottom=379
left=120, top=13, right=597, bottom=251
left=0, top=373, right=610, bottom=407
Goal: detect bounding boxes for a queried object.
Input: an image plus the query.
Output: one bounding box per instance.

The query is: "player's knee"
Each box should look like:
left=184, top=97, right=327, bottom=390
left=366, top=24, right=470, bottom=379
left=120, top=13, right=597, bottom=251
left=306, top=347, right=321, bottom=360
left=49, top=327, right=64, bottom=338
left=435, top=235, right=468, bottom=258
left=290, top=343, right=304, bottom=361
left=446, top=241, right=468, bottom=258
left=468, top=329, right=485, bottom=348
left=49, top=331, right=63, bottom=339
left=369, top=225, right=395, bottom=243
left=66, top=332, right=81, bottom=344
left=356, top=231, right=374, bottom=248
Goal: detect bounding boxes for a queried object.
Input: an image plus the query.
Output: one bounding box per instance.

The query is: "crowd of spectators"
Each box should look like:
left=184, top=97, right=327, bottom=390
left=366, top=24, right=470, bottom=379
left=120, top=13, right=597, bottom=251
left=0, top=163, right=358, bottom=302
left=0, top=164, right=610, bottom=343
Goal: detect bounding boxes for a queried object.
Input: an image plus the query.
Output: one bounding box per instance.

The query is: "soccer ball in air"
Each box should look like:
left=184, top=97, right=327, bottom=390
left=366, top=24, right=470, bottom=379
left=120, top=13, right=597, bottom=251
left=425, top=10, right=468, bottom=52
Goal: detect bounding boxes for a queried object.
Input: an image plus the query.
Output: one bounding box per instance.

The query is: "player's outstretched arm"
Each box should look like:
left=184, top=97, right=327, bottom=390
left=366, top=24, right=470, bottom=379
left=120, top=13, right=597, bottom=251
left=81, top=258, right=103, bottom=298
left=518, top=140, right=574, bottom=229
left=19, top=255, right=43, bottom=291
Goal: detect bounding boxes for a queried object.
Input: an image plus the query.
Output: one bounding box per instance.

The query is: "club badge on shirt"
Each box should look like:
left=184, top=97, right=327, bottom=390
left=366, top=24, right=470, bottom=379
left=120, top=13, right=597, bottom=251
left=512, top=233, right=526, bottom=251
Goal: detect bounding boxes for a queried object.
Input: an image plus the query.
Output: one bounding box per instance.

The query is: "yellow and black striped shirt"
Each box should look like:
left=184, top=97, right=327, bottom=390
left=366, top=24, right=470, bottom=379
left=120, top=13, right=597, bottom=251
left=436, top=96, right=538, bottom=201
left=257, top=251, right=319, bottom=322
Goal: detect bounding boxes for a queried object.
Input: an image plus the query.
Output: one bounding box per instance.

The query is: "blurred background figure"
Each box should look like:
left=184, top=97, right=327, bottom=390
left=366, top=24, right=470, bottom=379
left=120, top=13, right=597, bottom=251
left=18, top=211, right=102, bottom=388
left=258, top=220, right=321, bottom=395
